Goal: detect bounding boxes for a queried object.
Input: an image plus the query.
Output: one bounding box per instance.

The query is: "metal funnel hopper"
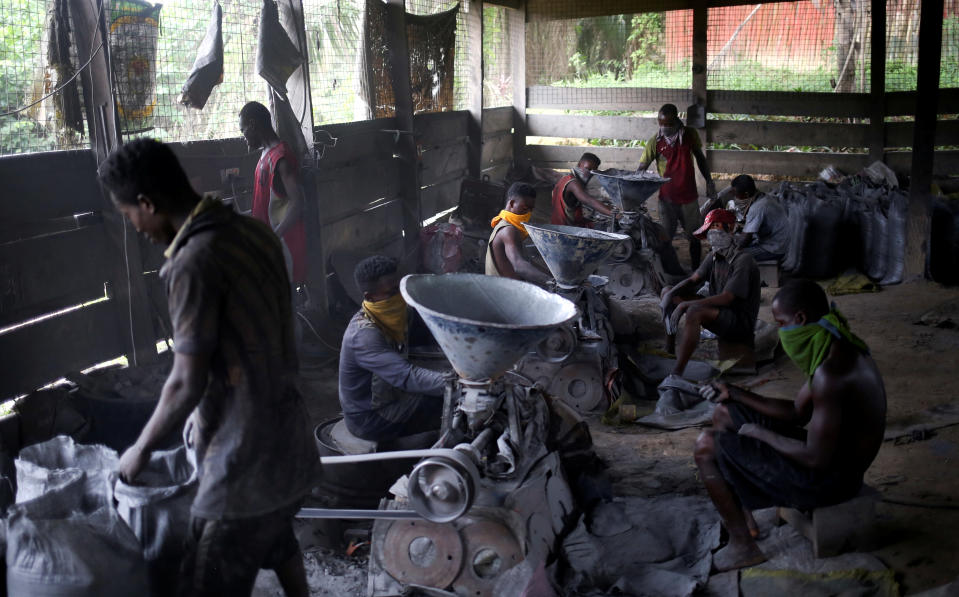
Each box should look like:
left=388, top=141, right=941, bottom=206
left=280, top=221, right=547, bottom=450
left=524, top=224, right=629, bottom=289
left=400, top=274, right=578, bottom=381
left=591, top=170, right=670, bottom=210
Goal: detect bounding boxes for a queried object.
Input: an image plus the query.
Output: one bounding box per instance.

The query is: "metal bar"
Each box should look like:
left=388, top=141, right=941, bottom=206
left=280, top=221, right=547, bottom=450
left=319, top=448, right=460, bottom=465
left=296, top=508, right=422, bottom=520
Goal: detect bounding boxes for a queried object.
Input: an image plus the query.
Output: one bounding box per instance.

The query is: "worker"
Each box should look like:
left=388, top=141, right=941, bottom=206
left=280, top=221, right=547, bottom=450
left=338, top=255, right=448, bottom=443
left=727, top=175, right=790, bottom=263
left=486, top=182, right=551, bottom=284
left=103, top=139, right=318, bottom=597
left=239, top=100, right=307, bottom=286
left=636, top=103, right=718, bottom=270
left=694, top=279, right=885, bottom=571
left=551, top=152, right=616, bottom=227
left=660, top=208, right=760, bottom=378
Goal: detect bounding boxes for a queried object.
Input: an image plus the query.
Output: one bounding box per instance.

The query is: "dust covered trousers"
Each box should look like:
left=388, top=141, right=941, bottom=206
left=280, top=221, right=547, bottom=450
left=338, top=311, right=446, bottom=441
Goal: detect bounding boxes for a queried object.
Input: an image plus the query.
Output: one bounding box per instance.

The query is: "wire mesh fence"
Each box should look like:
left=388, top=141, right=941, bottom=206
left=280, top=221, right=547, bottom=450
left=482, top=4, right=510, bottom=108
left=526, top=10, right=692, bottom=92
left=116, top=0, right=266, bottom=144
left=406, top=0, right=469, bottom=112
left=941, top=1, right=959, bottom=93
left=0, top=0, right=89, bottom=154
left=708, top=1, right=871, bottom=93
left=303, top=0, right=366, bottom=125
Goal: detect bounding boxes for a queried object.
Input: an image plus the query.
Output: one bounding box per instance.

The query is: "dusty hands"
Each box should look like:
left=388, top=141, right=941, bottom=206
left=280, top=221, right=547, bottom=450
left=669, top=301, right=689, bottom=329
left=117, top=444, right=149, bottom=485
left=699, top=381, right=730, bottom=403
left=738, top=423, right=764, bottom=439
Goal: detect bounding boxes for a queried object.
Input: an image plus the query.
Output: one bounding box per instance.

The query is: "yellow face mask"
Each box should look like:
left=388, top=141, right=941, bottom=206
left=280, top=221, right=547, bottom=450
left=362, top=293, right=408, bottom=345
left=490, top=210, right=532, bottom=237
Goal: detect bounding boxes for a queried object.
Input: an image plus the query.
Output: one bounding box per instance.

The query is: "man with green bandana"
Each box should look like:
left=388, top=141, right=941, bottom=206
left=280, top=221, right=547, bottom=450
left=692, top=279, right=886, bottom=572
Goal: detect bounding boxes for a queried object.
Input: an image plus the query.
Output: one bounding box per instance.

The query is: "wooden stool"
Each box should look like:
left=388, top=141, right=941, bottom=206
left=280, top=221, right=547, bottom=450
left=778, top=485, right=881, bottom=558
left=756, top=260, right=781, bottom=288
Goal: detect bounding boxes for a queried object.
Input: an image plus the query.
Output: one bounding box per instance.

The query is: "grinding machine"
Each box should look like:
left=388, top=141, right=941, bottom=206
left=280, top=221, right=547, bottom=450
left=303, top=273, right=596, bottom=596
left=587, top=170, right=686, bottom=299
left=518, top=224, right=629, bottom=413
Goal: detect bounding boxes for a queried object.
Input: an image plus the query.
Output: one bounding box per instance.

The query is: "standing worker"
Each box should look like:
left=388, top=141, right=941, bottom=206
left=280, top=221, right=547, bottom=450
left=102, top=139, right=319, bottom=597
left=636, top=103, right=718, bottom=270
left=239, top=100, right=308, bottom=286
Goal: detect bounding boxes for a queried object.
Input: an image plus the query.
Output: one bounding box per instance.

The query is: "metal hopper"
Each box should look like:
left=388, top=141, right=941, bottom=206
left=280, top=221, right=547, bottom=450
left=524, top=223, right=629, bottom=289
left=591, top=170, right=670, bottom=211
left=400, top=273, right=578, bottom=381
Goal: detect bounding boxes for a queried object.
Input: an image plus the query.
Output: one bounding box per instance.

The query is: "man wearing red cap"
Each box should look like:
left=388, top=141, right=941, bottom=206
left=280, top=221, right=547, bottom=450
left=660, top=208, right=760, bottom=377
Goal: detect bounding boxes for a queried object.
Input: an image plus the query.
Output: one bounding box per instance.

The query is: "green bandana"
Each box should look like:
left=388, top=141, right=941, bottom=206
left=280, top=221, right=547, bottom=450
left=778, top=309, right=869, bottom=378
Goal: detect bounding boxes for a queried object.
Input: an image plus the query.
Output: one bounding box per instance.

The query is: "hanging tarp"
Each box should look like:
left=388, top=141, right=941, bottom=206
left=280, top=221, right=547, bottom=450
left=46, top=0, right=85, bottom=134
left=256, top=0, right=305, bottom=94
left=180, top=1, right=223, bottom=110
left=109, top=0, right=161, bottom=134
left=363, top=0, right=395, bottom=119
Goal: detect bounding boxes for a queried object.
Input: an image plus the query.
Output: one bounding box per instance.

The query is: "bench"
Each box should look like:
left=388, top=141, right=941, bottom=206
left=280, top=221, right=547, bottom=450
left=778, top=485, right=881, bottom=558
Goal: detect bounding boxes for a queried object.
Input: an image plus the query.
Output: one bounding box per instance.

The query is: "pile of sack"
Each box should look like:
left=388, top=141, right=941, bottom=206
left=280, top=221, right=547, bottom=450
left=1, top=436, right=196, bottom=596
left=772, top=165, right=909, bottom=284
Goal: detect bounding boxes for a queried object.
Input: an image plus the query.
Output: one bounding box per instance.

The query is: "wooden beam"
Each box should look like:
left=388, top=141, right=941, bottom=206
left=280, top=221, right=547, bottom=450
left=420, top=143, right=470, bottom=187
left=482, top=106, right=514, bottom=134
left=886, top=120, right=959, bottom=147
left=886, top=151, right=959, bottom=176
left=708, top=120, right=871, bottom=148
left=386, top=0, right=421, bottom=255
left=692, top=0, right=707, bottom=112
left=527, top=114, right=658, bottom=140
left=467, top=0, right=484, bottom=178
left=0, top=151, right=104, bottom=223
left=885, top=89, right=959, bottom=116
left=528, top=87, right=694, bottom=111
left=869, top=0, right=886, bottom=162
left=72, top=0, right=118, bottom=161
left=413, top=111, right=469, bottom=148
left=0, top=300, right=126, bottom=399
left=708, top=150, right=870, bottom=178
left=510, top=1, right=527, bottom=168
left=905, top=0, right=943, bottom=279
left=708, top=90, right=870, bottom=117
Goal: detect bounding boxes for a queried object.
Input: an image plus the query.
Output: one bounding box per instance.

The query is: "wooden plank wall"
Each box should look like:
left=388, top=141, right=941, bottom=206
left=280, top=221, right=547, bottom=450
left=0, top=150, right=128, bottom=398
left=525, top=87, right=959, bottom=178
left=481, top=106, right=514, bottom=182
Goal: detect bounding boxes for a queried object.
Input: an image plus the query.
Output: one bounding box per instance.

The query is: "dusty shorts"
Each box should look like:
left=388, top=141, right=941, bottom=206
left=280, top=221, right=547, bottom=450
left=658, top=199, right=704, bottom=241
left=715, top=402, right=862, bottom=511
left=704, top=306, right=755, bottom=345
left=177, top=501, right=302, bottom=597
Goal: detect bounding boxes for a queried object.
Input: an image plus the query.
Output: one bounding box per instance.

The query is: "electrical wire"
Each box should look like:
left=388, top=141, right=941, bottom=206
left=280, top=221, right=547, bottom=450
left=296, top=311, right=341, bottom=353
left=0, top=0, right=105, bottom=118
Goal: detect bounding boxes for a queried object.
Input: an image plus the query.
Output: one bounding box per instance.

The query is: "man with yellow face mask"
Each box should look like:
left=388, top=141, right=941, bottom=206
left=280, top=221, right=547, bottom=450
left=486, top=182, right=551, bottom=284
left=338, top=255, right=447, bottom=442
left=693, top=279, right=885, bottom=572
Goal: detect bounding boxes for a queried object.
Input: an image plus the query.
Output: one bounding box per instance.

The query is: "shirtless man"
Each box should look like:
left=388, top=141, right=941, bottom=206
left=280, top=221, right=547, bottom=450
left=486, top=182, right=550, bottom=284
left=693, top=278, right=886, bottom=571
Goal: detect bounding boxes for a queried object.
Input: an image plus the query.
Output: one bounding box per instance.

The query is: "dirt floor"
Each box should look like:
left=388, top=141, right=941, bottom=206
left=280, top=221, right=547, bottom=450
left=283, top=277, right=959, bottom=596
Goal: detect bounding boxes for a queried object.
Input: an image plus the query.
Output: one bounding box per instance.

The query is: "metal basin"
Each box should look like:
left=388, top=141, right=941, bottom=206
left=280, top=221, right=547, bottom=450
left=592, top=170, right=670, bottom=210
left=524, top=224, right=629, bottom=289
left=400, top=274, right=578, bottom=381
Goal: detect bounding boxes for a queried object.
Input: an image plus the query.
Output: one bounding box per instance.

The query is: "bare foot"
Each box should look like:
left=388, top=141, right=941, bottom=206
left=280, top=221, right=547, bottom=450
left=743, top=508, right=760, bottom=539
left=712, top=541, right=767, bottom=572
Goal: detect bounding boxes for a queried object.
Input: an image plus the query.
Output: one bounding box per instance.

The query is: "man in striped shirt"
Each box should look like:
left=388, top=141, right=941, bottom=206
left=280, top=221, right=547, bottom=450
left=101, top=138, right=318, bottom=597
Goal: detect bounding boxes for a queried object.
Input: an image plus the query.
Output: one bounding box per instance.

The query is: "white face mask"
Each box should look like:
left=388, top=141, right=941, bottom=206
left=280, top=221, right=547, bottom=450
left=707, top=229, right=733, bottom=250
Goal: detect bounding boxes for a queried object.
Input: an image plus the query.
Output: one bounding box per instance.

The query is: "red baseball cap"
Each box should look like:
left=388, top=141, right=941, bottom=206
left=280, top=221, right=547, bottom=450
left=693, top=208, right=736, bottom=239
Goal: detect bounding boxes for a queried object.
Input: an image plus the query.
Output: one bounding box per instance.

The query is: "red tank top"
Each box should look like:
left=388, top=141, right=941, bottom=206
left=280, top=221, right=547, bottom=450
left=253, top=142, right=307, bottom=284
left=656, top=132, right=699, bottom=205
left=551, top=173, right=587, bottom=227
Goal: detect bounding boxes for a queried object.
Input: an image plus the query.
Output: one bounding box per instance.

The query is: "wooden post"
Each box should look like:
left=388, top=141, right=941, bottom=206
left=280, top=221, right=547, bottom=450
left=869, top=0, right=886, bottom=163
left=692, top=0, right=708, bottom=192
left=75, top=0, right=157, bottom=366
left=386, top=0, right=422, bottom=256
left=904, top=0, right=943, bottom=279
left=467, top=0, right=484, bottom=179
left=509, top=0, right=527, bottom=170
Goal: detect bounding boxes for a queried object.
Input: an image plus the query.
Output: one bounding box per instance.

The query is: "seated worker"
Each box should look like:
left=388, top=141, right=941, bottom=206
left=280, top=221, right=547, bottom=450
left=636, top=103, right=718, bottom=270
left=551, top=152, right=615, bottom=227
left=486, top=182, right=551, bottom=285
left=338, top=255, right=447, bottom=443
left=660, top=208, right=760, bottom=377
left=694, top=279, right=885, bottom=571
left=728, top=175, right=789, bottom=263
